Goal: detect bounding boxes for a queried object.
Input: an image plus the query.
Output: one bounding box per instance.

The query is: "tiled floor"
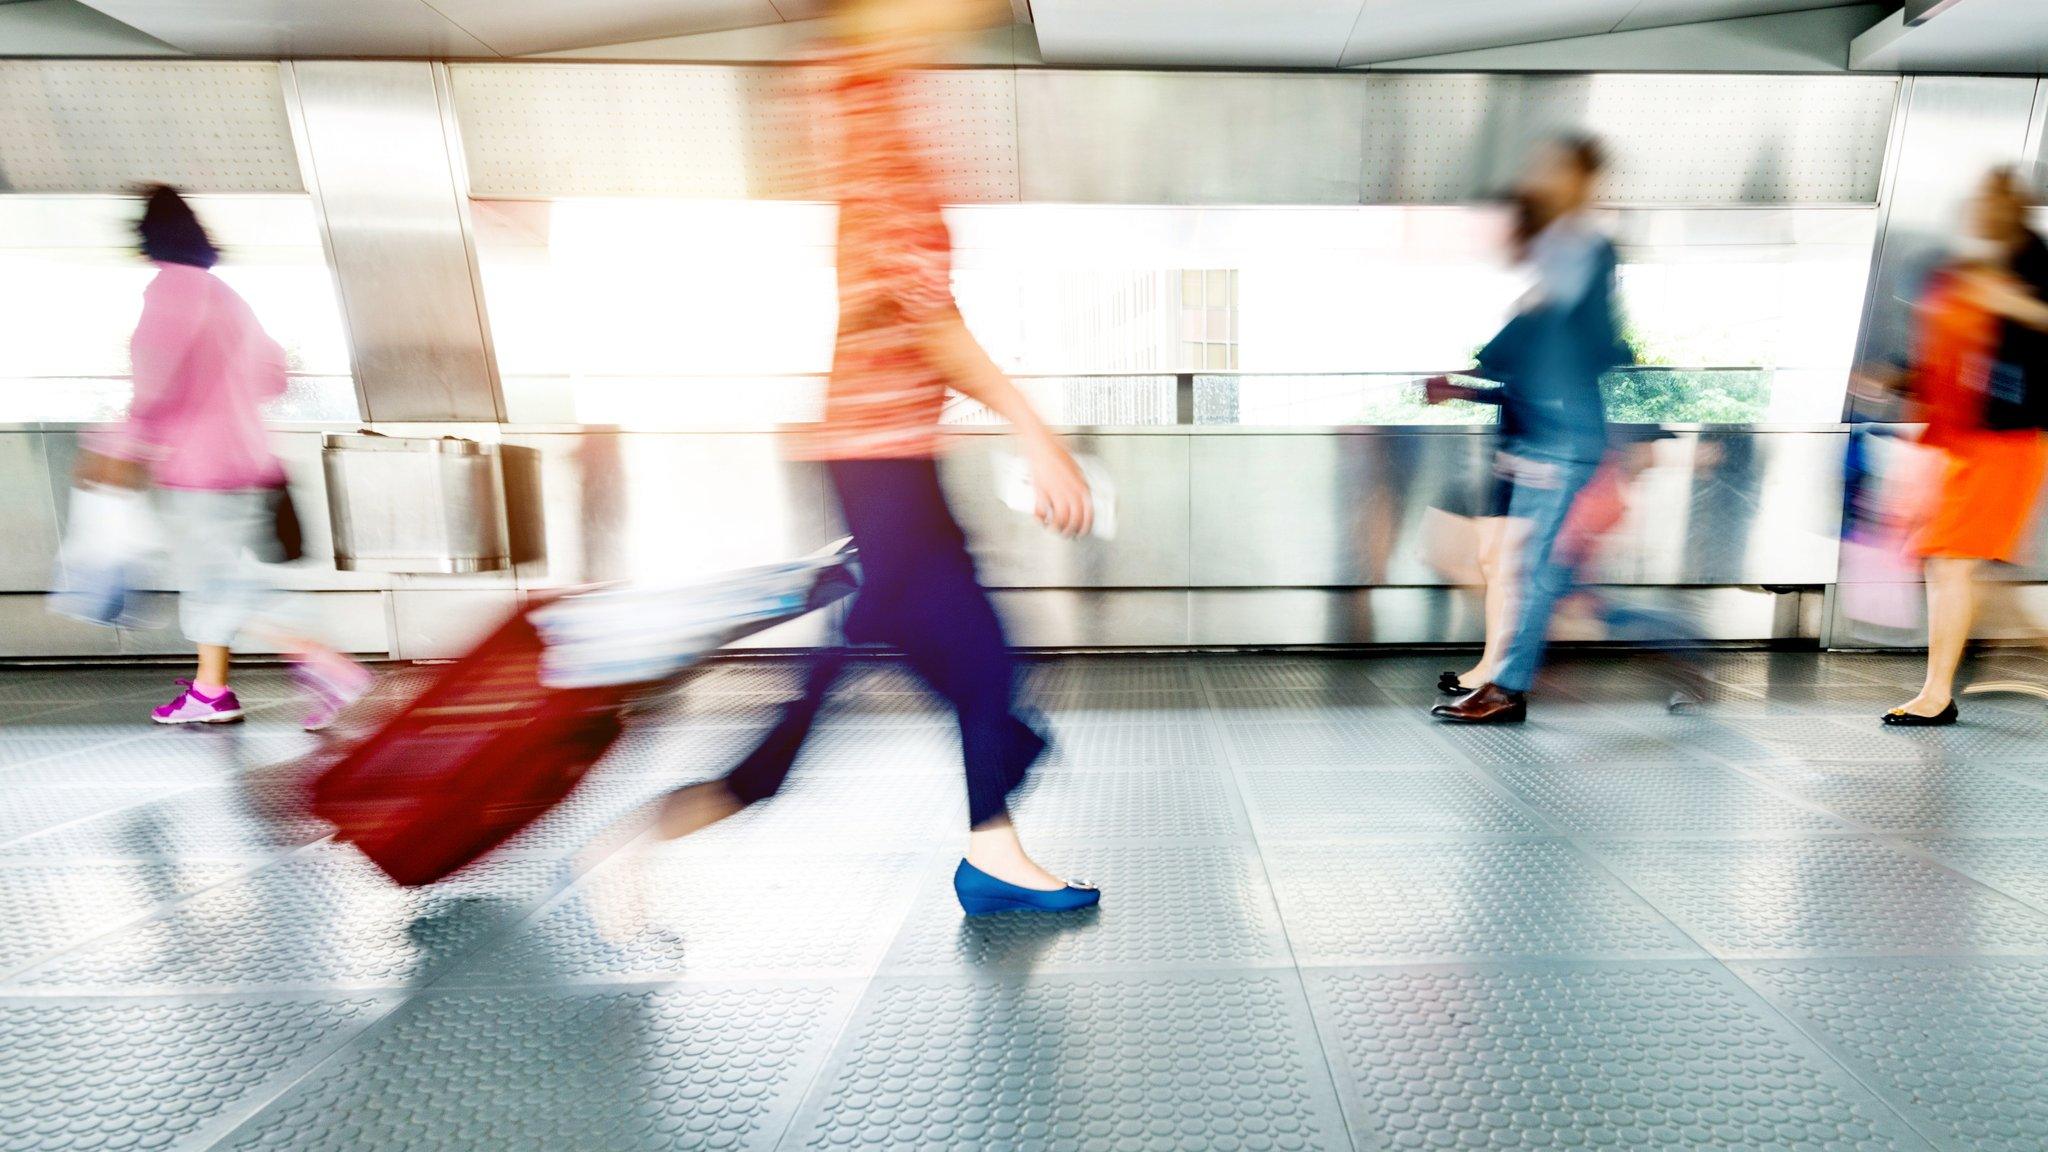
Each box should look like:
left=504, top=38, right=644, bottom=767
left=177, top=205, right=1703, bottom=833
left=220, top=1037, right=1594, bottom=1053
left=5, top=650, right=2048, bottom=1149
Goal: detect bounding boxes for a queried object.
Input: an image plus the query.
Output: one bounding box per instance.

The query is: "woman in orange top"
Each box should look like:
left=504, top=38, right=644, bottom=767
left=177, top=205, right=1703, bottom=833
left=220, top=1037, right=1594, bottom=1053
left=1888, top=170, right=2048, bottom=725
left=658, top=0, right=1101, bottom=916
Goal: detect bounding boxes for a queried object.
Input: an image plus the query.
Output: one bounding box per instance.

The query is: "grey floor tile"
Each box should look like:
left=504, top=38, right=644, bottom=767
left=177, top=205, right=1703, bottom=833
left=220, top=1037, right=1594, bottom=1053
left=1899, top=836, right=2048, bottom=913
left=13, top=849, right=565, bottom=992
left=1740, top=958, right=2048, bottom=1152
left=1307, top=962, right=1929, bottom=1151
left=0, top=858, right=245, bottom=976
left=1042, top=719, right=1219, bottom=770
left=1009, top=767, right=1249, bottom=842
left=0, top=782, right=190, bottom=849
left=1437, top=718, right=1704, bottom=767
left=1486, top=761, right=1847, bottom=837
left=881, top=845, right=1292, bottom=975
left=446, top=847, right=924, bottom=985
left=1240, top=767, right=1543, bottom=839
left=0, top=993, right=391, bottom=1152
left=786, top=971, right=1351, bottom=1152
left=1220, top=716, right=1458, bottom=768
left=6, top=778, right=331, bottom=860
left=1594, top=838, right=2048, bottom=958
left=212, top=982, right=857, bottom=1152
left=1264, top=840, right=1699, bottom=965
left=1746, top=762, right=2048, bottom=834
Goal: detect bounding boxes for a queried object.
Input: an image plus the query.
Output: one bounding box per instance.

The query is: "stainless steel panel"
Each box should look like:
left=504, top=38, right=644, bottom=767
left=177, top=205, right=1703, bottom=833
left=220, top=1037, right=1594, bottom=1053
left=942, top=434, right=1190, bottom=589
left=450, top=64, right=1017, bottom=203
left=0, top=62, right=301, bottom=194
left=0, top=434, right=61, bottom=593
left=322, top=434, right=510, bottom=573
left=81, top=0, right=495, bottom=57
left=1624, top=432, right=1845, bottom=587
left=989, top=590, right=1192, bottom=648
left=1190, top=588, right=1483, bottom=647
left=1853, top=76, right=2038, bottom=374
left=1032, top=0, right=1369, bottom=68
left=1016, top=71, right=1367, bottom=205
left=289, top=62, right=500, bottom=422
left=500, top=432, right=832, bottom=590
left=390, top=589, right=517, bottom=659
left=1361, top=73, right=1898, bottom=205
left=0, top=595, right=119, bottom=658
left=429, top=0, right=784, bottom=57
left=1189, top=433, right=1497, bottom=587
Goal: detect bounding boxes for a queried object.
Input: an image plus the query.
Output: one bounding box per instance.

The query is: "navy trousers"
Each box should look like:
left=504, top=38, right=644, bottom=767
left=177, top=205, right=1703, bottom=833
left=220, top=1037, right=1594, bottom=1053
left=723, top=458, right=1043, bottom=828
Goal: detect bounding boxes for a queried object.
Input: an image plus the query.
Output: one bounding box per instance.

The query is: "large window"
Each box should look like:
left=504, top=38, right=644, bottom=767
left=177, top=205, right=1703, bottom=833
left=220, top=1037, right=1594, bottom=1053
left=470, top=199, right=1876, bottom=428
left=0, top=195, right=355, bottom=423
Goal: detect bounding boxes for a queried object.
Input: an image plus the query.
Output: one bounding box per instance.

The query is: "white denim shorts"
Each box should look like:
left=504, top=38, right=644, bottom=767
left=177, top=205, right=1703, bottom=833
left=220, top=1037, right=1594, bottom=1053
left=157, top=488, right=276, bottom=648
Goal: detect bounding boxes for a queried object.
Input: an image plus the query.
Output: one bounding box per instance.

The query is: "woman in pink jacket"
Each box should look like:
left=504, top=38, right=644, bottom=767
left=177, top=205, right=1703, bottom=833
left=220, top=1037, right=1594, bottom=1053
left=94, top=186, right=370, bottom=728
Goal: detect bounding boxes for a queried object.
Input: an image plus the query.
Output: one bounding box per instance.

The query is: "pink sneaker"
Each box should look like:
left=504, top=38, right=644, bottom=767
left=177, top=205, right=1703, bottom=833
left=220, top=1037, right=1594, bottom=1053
left=152, top=680, right=245, bottom=725
left=294, top=657, right=373, bottom=732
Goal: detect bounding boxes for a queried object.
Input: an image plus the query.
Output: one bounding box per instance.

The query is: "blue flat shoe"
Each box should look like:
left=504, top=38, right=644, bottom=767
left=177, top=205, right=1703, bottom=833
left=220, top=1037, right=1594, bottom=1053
left=953, top=860, right=1100, bottom=916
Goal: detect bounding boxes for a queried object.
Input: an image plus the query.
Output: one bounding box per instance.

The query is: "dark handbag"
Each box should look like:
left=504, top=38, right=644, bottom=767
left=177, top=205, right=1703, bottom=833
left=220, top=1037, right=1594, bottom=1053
left=1980, top=321, right=2048, bottom=431
left=265, top=482, right=304, bottom=563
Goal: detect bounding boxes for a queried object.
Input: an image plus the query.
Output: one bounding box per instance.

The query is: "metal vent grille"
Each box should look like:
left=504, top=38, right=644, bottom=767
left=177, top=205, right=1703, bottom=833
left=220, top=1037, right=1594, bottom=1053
left=1363, top=74, right=1900, bottom=205
left=451, top=63, right=1018, bottom=202
left=0, top=63, right=301, bottom=194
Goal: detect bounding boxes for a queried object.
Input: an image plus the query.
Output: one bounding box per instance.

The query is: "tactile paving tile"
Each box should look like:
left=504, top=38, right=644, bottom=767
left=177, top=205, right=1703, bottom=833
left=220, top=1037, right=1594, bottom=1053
left=1641, top=715, right=1862, bottom=764
left=1010, top=767, right=1248, bottom=842
left=658, top=768, right=967, bottom=849
left=1699, top=652, right=1908, bottom=688
left=0, top=727, right=146, bottom=767
left=15, top=850, right=565, bottom=992
left=1263, top=841, right=1698, bottom=965
left=1593, top=838, right=2048, bottom=958
left=1024, top=660, right=1199, bottom=694
left=682, top=661, right=811, bottom=696
left=1240, top=767, right=1542, bottom=839
left=1486, top=762, right=1846, bottom=837
left=1205, top=684, right=1393, bottom=714
left=1306, top=962, right=1926, bottom=1152
left=1436, top=719, right=1703, bottom=767
left=211, top=982, right=856, bottom=1152
left=1200, top=659, right=1378, bottom=693
left=1220, top=716, right=1457, bottom=767
left=0, top=994, right=389, bottom=1152
left=1899, top=837, right=2048, bottom=913
left=789, top=971, right=1349, bottom=1151
left=881, top=844, right=1291, bottom=975
left=449, top=848, right=924, bottom=984
left=1858, top=711, right=2048, bottom=762
left=1036, top=720, right=1218, bottom=771
left=2, top=738, right=278, bottom=790
left=0, top=859, right=244, bottom=975
left=8, top=778, right=333, bottom=859
left=1740, top=958, right=2048, bottom=1152
left=1745, top=762, right=2048, bottom=834
left=487, top=772, right=672, bottom=860
left=0, top=782, right=189, bottom=849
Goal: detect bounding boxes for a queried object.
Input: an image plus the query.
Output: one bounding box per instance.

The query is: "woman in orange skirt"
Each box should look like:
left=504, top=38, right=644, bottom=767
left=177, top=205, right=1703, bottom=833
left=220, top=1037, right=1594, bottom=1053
left=1889, top=170, right=2048, bottom=725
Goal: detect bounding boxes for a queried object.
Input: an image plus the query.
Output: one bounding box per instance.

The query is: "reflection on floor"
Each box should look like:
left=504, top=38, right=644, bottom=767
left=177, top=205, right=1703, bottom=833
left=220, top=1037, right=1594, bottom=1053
left=5, top=651, right=2048, bottom=1150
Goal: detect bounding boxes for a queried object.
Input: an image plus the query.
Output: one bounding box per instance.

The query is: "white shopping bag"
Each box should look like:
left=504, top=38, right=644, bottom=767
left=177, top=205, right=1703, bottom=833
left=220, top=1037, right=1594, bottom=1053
left=49, top=484, right=158, bottom=628
left=994, top=453, right=1117, bottom=540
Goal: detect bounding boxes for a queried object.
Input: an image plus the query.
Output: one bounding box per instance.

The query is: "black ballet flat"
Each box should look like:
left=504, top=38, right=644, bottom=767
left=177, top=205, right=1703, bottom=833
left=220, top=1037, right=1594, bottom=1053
left=1881, top=701, right=1958, bottom=727
left=1437, top=671, right=1469, bottom=697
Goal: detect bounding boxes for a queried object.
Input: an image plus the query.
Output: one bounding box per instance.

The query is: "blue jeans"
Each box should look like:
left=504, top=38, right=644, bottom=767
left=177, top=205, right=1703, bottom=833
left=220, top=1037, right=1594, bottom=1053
left=1493, top=454, right=1600, bottom=694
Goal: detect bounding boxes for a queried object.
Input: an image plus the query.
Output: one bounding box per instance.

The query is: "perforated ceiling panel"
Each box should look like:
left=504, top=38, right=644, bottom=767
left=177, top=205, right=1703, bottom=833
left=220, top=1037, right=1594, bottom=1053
left=0, top=63, right=301, bottom=194
left=451, top=63, right=1018, bottom=202
left=1362, top=73, right=1901, bottom=205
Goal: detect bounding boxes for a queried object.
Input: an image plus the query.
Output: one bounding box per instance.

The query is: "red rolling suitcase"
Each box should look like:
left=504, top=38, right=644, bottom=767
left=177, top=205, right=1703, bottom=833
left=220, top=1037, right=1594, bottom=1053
left=309, top=604, right=636, bottom=886
left=310, top=544, right=855, bottom=887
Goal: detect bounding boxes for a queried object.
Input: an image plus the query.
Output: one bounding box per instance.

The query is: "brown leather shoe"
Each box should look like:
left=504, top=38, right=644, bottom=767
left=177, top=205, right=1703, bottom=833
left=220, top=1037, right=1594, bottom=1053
left=1430, top=682, right=1527, bottom=724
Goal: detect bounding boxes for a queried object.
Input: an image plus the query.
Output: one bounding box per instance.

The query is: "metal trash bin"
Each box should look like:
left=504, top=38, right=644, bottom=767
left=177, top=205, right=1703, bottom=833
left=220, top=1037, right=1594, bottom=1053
left=322, top=433, right=510, bottom=573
